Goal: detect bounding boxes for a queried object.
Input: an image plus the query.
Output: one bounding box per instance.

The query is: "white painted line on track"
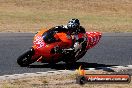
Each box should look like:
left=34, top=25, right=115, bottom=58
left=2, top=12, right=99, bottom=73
left=0, top=65, right=132, bottom=81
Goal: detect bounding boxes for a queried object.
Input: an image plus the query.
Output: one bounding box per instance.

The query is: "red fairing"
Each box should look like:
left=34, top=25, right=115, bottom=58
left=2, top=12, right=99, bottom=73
left=32, top=31, right=73, bottom=62
left=32, top=31, right=101, bottom=63
left=86, top=32, right=102, bottom=49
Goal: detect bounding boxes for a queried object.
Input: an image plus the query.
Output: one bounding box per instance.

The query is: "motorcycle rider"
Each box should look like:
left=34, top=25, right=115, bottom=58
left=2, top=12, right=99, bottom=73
left=49, top=18, right=87, bottom=57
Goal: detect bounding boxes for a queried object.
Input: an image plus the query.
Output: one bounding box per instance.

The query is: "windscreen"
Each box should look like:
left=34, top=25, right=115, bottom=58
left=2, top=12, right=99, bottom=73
left=42, top=31, right=56, bottom=44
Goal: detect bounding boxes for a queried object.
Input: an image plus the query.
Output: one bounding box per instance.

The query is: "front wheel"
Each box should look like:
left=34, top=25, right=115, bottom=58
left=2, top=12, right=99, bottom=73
left=17, top=49, right=34, bottom=67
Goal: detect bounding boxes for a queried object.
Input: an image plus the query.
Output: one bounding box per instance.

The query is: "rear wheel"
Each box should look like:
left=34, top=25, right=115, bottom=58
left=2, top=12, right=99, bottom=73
left=17, top=49, right=35, bottom=67
left=64, top=51, right=87, bottom=64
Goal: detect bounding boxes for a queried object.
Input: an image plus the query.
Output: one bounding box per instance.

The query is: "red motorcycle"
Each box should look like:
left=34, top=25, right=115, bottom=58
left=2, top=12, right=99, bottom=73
left=17, top=28, right=101, bottom=67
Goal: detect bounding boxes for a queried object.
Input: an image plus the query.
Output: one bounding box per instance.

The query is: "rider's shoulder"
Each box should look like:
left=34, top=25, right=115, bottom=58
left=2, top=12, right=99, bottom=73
left=79, top=26, right=85, bottom=30
left=54, top=25, right=67, bottom=29
left=48, top=25, right=68, bottom=33
left=79, top=26, right=86, bottom=33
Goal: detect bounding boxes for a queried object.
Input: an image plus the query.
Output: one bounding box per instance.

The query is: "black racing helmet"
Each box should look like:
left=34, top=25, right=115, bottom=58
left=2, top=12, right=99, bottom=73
left=67, top=18, right=80, bottom=30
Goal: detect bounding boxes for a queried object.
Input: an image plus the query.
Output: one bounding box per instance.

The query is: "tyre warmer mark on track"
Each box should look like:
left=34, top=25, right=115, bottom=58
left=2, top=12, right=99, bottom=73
left=0, top=65, right=132, bottom=81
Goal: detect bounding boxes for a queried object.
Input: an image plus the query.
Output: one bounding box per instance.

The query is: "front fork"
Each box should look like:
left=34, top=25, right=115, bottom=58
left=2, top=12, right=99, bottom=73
left=31, top=46, right=43, bottom=62
left=30, top=47, right=35, bottom=55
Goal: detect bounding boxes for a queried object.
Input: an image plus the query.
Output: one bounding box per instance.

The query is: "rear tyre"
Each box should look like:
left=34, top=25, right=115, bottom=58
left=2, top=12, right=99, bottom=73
left=64, top=51, right=87, bottom=64
left=17, top=49, right=34, bottom=67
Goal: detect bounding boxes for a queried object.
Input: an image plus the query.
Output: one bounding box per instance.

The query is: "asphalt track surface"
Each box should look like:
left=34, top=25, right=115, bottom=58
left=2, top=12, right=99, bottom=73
left=0, top=33, right=132, bottom=76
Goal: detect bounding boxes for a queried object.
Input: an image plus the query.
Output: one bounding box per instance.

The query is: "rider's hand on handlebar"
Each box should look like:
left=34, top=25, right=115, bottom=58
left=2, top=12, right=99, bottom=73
left=53, top=46, right=62, bottom=54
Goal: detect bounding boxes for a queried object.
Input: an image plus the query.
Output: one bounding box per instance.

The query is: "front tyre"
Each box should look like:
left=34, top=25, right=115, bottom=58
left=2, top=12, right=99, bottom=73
left=17, top=49, right=34, bottom=67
